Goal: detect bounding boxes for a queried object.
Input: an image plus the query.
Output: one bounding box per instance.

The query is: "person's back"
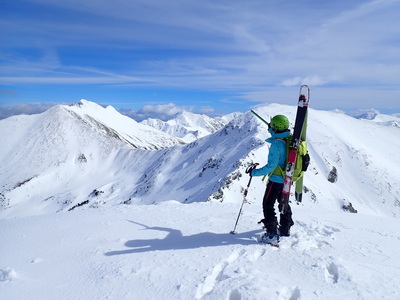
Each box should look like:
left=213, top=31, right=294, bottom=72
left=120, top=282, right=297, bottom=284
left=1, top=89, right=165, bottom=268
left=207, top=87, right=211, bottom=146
left=251, top=115, right=294, bottom=244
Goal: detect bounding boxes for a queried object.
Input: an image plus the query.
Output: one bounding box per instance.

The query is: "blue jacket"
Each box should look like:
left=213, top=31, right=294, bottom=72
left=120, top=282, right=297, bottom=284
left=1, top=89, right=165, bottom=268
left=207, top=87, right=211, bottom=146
left=251, top=128, right=290, bottom=183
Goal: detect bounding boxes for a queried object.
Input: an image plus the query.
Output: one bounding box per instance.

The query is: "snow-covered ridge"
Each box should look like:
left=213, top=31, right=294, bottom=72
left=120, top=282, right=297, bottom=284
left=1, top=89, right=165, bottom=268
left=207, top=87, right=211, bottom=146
left=369, top=113, right=400, bottom=128
left=339, top=108, right=400, bottom=128
left=1, top=100, right=183, bottom=180
left=2, top=101, right=400, bottom=300
left=67, top=100, right=185, bottom=149
left=1, top=101, right=400, bottom=219
left=141, top=110, right=227, bottom=143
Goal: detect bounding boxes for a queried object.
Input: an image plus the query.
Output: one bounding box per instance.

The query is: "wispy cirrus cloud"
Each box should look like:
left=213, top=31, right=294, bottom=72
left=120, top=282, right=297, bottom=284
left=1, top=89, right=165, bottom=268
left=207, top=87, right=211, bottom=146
left=281, top=76, right=327, bottom=87
left=1, top=0, right=399, bottom=112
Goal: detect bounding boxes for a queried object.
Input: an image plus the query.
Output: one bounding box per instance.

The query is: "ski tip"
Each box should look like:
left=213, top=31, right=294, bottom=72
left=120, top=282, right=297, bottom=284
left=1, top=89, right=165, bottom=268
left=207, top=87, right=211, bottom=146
left=299, top=85, right=310, bottom=101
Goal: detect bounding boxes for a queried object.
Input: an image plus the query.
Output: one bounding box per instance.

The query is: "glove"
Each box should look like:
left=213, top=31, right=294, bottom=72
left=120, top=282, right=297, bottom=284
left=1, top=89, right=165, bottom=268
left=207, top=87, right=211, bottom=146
left=245, top=163, right=259, bottom=176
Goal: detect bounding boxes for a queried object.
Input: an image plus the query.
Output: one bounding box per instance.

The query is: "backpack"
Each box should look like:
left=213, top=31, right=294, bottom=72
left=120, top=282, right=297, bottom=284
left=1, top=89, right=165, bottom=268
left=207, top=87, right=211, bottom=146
left=270, top=135, right=310, bottom=181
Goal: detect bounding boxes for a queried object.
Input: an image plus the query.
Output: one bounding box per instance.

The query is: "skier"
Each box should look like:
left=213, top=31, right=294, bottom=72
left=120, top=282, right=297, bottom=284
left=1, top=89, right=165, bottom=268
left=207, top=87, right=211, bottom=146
left=251, top=114, right=294, bottom=245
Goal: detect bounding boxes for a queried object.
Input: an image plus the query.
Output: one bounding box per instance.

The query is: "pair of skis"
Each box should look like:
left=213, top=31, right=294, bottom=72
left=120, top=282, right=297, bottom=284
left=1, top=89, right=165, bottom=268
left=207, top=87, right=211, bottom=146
left=230, top=85, right=310, bottom=235
left=281, top=85, right=310, bottom=213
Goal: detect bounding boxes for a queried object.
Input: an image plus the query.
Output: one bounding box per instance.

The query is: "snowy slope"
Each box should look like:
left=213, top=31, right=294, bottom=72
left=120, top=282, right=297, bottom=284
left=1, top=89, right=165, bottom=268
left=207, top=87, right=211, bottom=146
left=66, top=100, right=185, bottom=149
left=0, top=100, right=184, bottom=217
left=2, top=102, right=400, bottom=300
left=1, top=202, right=400, bottom=300
left=0, top=104, right=267, bottom=218
left=346, top=108, right=400, bottom=128
left=141, top=111, right=226, bottom=143
left=1, top=103, right=400, bottom=219
left=214, top=104, right=400, bottom=217
left=370, top=113, right=400, bottom=128
left=348, top=108, right=380, bottom=120
left=216, top=112, right=243, bottom=125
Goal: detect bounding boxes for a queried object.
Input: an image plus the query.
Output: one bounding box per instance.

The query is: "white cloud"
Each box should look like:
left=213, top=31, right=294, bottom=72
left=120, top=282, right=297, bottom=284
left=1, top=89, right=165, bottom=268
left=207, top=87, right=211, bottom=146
left=1, top=0, right=399, bottom=111
left=281, top=76, right=327, bottom=87
left=240, top=86, right=400, bottom=111
left=120, top=103, right=193, bottom=121
left=0, top=103, right=57, bottom=120
left=198, top=106, right=216, bottom=115
left=119, top=103, right=218, bottom=121
left=281, top=77, right=302, bottom=87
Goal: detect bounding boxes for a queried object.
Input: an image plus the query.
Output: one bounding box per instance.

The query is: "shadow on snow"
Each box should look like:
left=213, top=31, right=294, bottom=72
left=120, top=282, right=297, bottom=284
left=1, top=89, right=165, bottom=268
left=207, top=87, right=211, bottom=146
left=105, top=220, right=261, bottom=256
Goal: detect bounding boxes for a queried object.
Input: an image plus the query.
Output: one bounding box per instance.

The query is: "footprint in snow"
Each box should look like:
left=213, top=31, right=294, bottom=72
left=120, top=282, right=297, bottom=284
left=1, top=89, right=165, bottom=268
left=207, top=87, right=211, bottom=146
left=278, top=286, right=301, bottom=300
left=229, top=289, right=241, bottom=300
left=325, top=262, right=339, bottom=284
left=195, top=249, right=244, bottom=299
left=286, top=221, right=340, bottom=251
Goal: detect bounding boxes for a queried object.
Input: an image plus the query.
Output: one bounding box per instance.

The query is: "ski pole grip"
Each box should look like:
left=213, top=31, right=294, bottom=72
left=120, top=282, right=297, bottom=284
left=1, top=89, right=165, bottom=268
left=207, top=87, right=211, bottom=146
left=245, top=163, right=259, bottom=175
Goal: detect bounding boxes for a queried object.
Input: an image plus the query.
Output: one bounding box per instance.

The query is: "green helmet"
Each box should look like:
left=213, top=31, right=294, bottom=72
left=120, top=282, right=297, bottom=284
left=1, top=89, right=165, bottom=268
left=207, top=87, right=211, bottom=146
left=270, top=115, right=289, bottom=131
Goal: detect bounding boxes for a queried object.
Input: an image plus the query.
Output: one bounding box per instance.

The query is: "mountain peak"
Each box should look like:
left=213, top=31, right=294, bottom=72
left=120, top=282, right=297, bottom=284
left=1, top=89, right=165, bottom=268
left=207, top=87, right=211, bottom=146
left=348, top=108, right=380, bottom=120
left=70, top=99, right=106, bottom=111
left=1, top=103, right=400, bottom=220
left=142, top=110, right=226, bottom=143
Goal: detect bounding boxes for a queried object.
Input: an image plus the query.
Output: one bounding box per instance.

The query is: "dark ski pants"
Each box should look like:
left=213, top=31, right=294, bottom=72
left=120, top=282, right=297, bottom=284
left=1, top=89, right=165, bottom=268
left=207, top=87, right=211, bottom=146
left=262, top=181, right=294, bottom=234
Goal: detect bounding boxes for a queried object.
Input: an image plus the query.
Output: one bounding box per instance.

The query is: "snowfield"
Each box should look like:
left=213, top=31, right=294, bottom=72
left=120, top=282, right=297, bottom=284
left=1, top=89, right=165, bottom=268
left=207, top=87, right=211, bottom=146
left=1, top=100, right=400, bottom=299
left=1, top=202, right=400, bottom=300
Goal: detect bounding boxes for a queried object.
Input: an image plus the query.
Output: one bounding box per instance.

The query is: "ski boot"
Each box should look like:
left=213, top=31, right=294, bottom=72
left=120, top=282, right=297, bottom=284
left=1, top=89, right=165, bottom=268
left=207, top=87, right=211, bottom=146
left=258, top=232, right=280, bottom=247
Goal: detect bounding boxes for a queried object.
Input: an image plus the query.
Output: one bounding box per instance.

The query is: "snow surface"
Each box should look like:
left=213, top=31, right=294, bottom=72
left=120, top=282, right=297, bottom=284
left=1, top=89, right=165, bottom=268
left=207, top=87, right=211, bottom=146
left=1, top=202, right=400, bottom=299
left=141, top=111, right=226, bottom=143
left=347, top=108, right=400, bottom=128
left=1, top=100, right=400, bottom=299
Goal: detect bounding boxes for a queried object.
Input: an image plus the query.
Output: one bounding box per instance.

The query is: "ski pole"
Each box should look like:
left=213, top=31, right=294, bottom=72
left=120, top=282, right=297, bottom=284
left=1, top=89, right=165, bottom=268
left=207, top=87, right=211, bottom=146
left=230, top=163, right=258, bottom=234
left=251, top=110, right=270, bottom=127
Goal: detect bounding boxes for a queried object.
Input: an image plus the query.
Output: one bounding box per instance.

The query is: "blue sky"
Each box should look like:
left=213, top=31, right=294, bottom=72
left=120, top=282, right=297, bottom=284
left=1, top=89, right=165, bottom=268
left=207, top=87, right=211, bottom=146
left=1, top=0, right=399, bottom=120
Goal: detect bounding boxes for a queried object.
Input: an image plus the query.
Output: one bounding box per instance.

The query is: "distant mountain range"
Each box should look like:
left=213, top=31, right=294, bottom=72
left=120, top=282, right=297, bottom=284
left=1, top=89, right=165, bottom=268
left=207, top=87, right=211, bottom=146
left=1, top=100, right=400, bottom=219
left=140, top=111, right=227, bottom=143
